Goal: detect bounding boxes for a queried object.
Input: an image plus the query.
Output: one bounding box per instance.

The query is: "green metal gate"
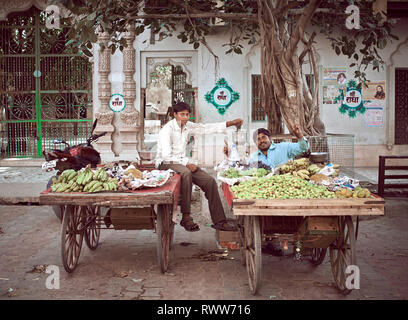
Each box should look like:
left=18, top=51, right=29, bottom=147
left=0, top=7, right=93, bottom=158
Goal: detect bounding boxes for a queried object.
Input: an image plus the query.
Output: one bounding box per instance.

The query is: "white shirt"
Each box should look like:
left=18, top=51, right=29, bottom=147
left=155, top=118, right=227, bottom=167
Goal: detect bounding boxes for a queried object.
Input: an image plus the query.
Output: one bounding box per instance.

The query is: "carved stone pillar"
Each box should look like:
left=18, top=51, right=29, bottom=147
left=119, top=22, right=140, bottom=161
left=94, top=30, right=115, bottom=162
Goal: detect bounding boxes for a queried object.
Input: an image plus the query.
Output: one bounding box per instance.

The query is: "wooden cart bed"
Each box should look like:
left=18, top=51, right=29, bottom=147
left=40, top=174, right=181, bottom=208
left=221, top=182, right=385, bottom=216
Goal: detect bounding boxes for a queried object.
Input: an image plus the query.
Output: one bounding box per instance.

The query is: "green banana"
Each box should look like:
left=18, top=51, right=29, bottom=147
left=85, top=170, right=94, bottom=184
left=84, top=180, right=98, bottom=192
left=92, top=186, right=103, bottom=193
left=67, top=171, right=77, bottom=181
left=76, top=171, right=85, bottom=185
left=58, top=183, right=71, bottom=192
left=89, top=181, right=103, bottom=192
left=51, top=183, right=61, bottom=192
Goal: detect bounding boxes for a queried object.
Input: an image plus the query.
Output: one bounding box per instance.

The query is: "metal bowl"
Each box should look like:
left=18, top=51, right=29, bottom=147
left=310, top=152, right=328, bottom=163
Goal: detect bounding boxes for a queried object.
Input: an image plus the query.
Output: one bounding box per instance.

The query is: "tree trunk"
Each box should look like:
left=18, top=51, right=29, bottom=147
left=257, top=0, right=326, bottom=137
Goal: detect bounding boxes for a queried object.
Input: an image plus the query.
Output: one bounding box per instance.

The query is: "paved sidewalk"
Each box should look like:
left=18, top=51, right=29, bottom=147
left=0, top=166, right=407, bottom=300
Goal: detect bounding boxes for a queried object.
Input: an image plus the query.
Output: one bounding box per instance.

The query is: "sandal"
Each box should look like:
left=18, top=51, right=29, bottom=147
left=180, top=216, right=200, bottom=232
left=211, top=220, right=237, bottom=231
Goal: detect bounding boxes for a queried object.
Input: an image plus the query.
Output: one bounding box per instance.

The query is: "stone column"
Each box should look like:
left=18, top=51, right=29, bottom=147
left=94, top=29, right=115, bottom=162
left=119, top=22, right=141, bottom=161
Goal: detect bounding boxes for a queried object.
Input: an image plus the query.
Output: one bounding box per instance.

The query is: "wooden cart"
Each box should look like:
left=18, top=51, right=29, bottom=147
left=222, top=182, right=385, bottom=295
left=39, top=174, right=180, bottom=274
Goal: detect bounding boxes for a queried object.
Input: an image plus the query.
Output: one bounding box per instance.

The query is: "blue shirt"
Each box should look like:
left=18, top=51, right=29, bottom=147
left=248, top=137, right=310, bottom=168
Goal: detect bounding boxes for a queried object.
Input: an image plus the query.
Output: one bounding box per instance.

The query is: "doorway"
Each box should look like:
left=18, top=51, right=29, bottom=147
left=395, top=68, right=408, bottom=145
left=143, top=63, right=197, bottom=154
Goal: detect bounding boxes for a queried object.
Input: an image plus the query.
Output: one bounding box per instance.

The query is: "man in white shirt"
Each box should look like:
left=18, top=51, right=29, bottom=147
left=155, top=102, right=243, bottom=232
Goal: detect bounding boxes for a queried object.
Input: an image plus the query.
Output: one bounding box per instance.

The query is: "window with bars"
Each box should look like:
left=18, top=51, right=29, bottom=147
left=251, top=74, right=265, bottom=121
left=251, top=74, right=316, bottom=122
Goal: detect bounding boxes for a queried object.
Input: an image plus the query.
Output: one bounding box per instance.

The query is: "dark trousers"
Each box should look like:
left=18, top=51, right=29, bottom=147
left=158, top=163, right=226, bottom=224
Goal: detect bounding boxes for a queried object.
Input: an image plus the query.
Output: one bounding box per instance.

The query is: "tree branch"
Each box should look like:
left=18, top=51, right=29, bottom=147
left=299, top=31, right=316, bottom=64
left=285, top=0, right=321, bottom=62
left=127, top=13, right=257, bottom=21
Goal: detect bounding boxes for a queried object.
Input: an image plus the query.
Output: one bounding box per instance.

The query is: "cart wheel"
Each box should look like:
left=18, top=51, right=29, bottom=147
left=156, top=204, right=171, bottom=273
left=61, top=205, right=85, bottom=273
left=84, top=206, right=101, bottom=251
left=244, top=216, right=262, bottom=295
left=169, top=220, right=175, bottom=251
left=237, top=216, right=246, bottom=266
left=310, top=248, right=327, bottom=266
left=329, top=216, right=356, bottom=295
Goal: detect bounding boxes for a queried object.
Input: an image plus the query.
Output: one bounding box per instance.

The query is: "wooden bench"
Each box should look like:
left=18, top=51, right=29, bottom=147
left=378, top=156, right=408, bottom=197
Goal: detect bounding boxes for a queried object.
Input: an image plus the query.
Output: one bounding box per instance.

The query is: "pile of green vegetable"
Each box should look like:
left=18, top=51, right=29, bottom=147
left=231, top=174, right=336, bottom=199
left=221, top=168, right=269, bottom=179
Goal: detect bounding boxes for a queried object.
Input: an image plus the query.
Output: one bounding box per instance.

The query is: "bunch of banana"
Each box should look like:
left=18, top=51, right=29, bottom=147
left=334, top=188, right=353, bottom=198
left=280, top=158, right=310, bottom=174
left=51, top=180, right=81, bottom=193
left=51, top=167, right=119, bottom=193
left=352, top=187, right=371, bottom=198
left=293, top=158, right=310, bottom=170
left=307, top=164, right=321, bottom=175
left=54, top=169, right=78, bottom=184
left=335, top=187, right=371, bottom=198
left=279, top=163, right=296, bottom=174
left=292, top=169, right=310, bottom=180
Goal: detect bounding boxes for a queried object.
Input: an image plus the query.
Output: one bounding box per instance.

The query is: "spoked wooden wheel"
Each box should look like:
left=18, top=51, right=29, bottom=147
left=310, top=248, right=327, bottom=266
left=329, top=216, right=356, bottom=295
left=61, top=205, right=85, bottom=273
left=244, top=216, right=262, bottom=295
left=156, top=204, right=171, bottom=273
left=237, top=216, right=246, bottom=266
left=84, top=206, right=101, bottom=251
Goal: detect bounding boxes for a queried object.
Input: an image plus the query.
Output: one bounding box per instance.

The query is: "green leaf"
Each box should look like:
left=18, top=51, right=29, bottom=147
left=234, top=47, right=242, bottom=54
left=193, top=42, right=200, bottom=49
left=335, top=46, right=340, bottom=55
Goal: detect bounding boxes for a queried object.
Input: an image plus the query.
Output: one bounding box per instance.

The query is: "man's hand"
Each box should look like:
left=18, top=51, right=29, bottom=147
left=186, top=163, right=198, bottom=172
left=226, top=118, right=243, bottom=130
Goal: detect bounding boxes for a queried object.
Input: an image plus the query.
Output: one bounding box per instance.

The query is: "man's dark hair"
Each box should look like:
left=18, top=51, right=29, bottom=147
left=253, top=128, right=271, bottom=143
left=173, top=101, right=191, bottom=114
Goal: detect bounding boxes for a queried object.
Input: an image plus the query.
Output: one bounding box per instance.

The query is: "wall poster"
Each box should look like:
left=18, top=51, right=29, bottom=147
left=363, top=100, right=384, bottom=127
left=323, top=67, right=347, bottom=105
left=362, top=81, right=386, bottom=101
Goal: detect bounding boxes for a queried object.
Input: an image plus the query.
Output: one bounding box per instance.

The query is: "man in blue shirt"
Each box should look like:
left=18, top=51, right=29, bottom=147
left=249, top=126, right=309, bottom=169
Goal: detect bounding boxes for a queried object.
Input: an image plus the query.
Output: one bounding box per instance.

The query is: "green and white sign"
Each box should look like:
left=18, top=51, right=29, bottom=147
left=335, top=80, right=366, bottom=118
left=205, top=78, right=239, bottom=115
left=109, top=94, right=126, bottom=112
